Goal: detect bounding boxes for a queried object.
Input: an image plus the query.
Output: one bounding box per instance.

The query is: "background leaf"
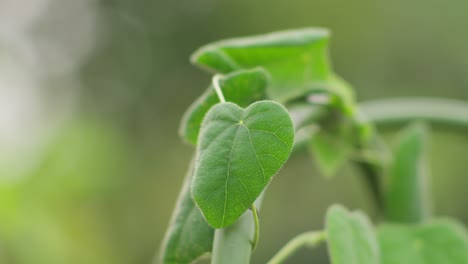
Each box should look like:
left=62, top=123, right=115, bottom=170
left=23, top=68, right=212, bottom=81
left=191, top=28, right=331, bottom=103
left=304, top=75, right=379, bottom=178
left=326, top=205, right=380, bottom=264
left=179, top=68, right=268, bottom=145
left=385, top=123, right=431, bottom=223
left=159, top=159, right=214, bottom=264
left=378, top=219, right=468, bottom=264
left=308, top=116, right=356, bottom=177
left=192, top=101, right=294, bottom=228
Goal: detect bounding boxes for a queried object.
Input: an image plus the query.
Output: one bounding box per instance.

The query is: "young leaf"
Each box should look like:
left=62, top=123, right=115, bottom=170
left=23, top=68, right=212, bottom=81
left=378, top=219, right=468, bottom=264
left=308, top=118, right=356, bottom=177
left=326, top=205, right=380, bottom=264
left=159, top=159, right=214, bottom=264
left=385, top=123, right=430, bottom=223
left=324, top=75, right=357, bottom=116
left=191, top=28, right=331, bottom=102
left=192, top=101, right=294, bottom=228
left=305, top=75, right=375, bottom=178
left=179, top=68, right=268, bottom=145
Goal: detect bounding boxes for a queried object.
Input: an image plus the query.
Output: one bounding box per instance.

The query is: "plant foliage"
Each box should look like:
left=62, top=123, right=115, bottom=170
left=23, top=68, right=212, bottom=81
left=159, top=28, right=468, bottom=264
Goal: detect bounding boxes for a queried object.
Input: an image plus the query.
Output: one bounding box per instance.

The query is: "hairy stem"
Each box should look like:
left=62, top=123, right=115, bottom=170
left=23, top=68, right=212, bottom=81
left=266, top=231, right=326, bottom=264
left=359, top=97, right=468, bottom=129
left=251, top=204, right=260, bottom=251
left=212, top=74, right=226, bottom=103
left=211, top=195, right=264, bottom=264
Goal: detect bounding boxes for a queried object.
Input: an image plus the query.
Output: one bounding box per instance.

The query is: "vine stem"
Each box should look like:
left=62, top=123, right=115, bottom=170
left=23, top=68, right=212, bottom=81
left=292, top=97, right=468, bottom=150
left=359, top=97, right=468, bottom=128
left=251, top=204, right=260, bottom=251
left=211, top=194, right=264, bottom=264
left=212, top=74, right=226, bottom=103
left=266, top=231, right=326, bottom=264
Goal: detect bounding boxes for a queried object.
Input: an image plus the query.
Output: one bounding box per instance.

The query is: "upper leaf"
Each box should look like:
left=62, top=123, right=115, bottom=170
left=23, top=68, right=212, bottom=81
left=191, top=28, right=331, bottom=102
left=159, top=159, right=214, bottom=264
left=179, top=68, right=268, bottom=145
left=326, top=205, right=381, bottom=264
left=385, top=123, right=430, bottom=223
left=378, top=219, right=468, bottom=264
left=192, top=101, right=294, bottom=228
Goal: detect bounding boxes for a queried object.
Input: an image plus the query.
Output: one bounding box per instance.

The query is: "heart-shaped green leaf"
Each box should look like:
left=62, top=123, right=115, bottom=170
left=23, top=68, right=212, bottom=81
left=159, top=159, right=214, bottom=264
left=378, top=219, right=468, bottom=264
left=192, top=101, right=294, bottom=228
left=179, top=68, right=268, bottom=145
left=326, top=205, right=381, bottom=264
left=191, top=28, right=331, bottom=103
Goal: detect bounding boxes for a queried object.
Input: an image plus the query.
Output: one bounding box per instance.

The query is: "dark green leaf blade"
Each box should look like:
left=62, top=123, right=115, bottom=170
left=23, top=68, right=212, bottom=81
left=191, top=28, right=331, bottom=102
left=378, top=219, right=468, bottom=264
left=385, top=123, right=430, bottom=223
left=159, top=159, right=214, bottom=264
left=326, top=205, right=380, bottom=264
left=179, top=68, right=268, bottom=145
left=192, top=101, right=294, bottom=228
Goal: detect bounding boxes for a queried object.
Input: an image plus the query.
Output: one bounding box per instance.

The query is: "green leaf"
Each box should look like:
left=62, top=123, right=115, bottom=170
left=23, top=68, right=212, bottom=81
left=191, top=28, right=331, bottom=102
left=192, top=101, right=294, bottom=228
left=304, top=74, right=377, bottom=178
left=179, top=68, right=268, bottom=145
left=159, top=159, right=214, bottom=264
left=325, top=75, right=357, bottom=116
left=385, top=123, right=430, bottom=223
left=378, top=219, right=468, bottom=264
left=326, top=205, right=380, bottom=264
left=309, top=119, right=355, bottom=177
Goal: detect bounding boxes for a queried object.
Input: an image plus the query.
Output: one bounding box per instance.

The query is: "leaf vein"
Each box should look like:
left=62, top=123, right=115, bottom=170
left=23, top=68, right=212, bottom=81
left=200, top=123, right=236, bottom=151
left=222, top=124, right=242, bottom=226
left=249, top=129, right=291, bottom=148
left=244, top=125, right=267, bottom=184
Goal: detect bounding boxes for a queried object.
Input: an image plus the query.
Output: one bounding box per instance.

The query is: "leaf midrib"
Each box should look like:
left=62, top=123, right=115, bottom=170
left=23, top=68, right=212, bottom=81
left=222, top=123, right=242, bottom=227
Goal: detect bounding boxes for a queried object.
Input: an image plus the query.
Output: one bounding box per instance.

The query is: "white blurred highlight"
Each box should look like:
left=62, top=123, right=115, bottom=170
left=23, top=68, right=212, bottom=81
left=0, top=0, right=98, bottom=179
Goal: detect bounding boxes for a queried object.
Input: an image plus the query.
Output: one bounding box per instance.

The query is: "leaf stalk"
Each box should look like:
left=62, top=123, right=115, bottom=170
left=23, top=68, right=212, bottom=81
left=212, top=74, right=226, bottom=103
left=266, top=231, right=326, bottom=264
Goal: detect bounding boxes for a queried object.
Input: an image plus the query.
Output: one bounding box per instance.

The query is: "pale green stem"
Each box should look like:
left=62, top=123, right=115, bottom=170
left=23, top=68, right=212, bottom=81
left=251, top=204, right=260, bottom=251
left=212, top=74, right=226, bottom=103
left=359, top=97, right=468, bottom=128
left=293, top=98, right=468, bottom=138
left=266, top=231, right=327, bottom=264
left=211, top=194, right=264, bottom=264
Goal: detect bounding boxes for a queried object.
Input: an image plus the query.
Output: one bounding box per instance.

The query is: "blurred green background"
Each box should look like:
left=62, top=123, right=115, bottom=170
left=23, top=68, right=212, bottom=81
left=0, top=0, right=467, bottom=263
